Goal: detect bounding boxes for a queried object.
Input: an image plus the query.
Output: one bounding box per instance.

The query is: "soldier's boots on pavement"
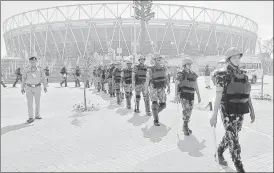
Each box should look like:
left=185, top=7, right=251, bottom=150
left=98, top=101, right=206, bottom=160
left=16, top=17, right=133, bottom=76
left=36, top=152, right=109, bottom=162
left=134, top=101, right=140, bottom=113
left=214, top=147, right=228, bottom=167
left=234, top=161, right=245, bottom=173
left=152, top=101, right=160, bottom=126
left=26, top=118, right=34, bottom=123
left=183, top=121, right=192, bottom=136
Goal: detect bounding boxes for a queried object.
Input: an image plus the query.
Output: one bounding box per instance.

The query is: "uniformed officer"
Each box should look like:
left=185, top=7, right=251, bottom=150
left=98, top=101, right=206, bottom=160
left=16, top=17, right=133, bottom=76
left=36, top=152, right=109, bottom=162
left=132, top=55, right=151, bottom=115
left=107, top=62, right=116, bottom=97
left=60, top=66, right=68, bottom=87
left=13, top=67, right=22, bottom=87
left=74, top=66, right=81, bottom=87
left=21, top=56, right=48, bottom=123
left=210, top=47, right=255, bottom=172
left=96, top=65, right=103, bottom=92
left=175, top=57, right=201, bottom=136
left=122, top=60, right=134, bottom=109
left=44, top=66, right=50, bottom=84
left=112, top=62, right=123, bottom=105
left=101, top=65, right=107, bottom=92
left=144, top=55, right=170, bottom=126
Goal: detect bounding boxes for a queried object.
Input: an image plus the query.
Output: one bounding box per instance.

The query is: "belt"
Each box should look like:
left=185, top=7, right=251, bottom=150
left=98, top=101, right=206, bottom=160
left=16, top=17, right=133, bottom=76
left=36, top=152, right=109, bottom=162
left=26, top=83, right=41, bottom=87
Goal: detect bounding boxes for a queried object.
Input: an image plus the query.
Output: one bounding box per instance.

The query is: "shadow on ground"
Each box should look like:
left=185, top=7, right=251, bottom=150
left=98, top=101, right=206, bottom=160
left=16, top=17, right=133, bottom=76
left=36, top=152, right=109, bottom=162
left=116, top=107, right=133, bottom=116
left=128, top=112, right=150, bottom=126
left=177, top=134, right=206, bottom=157
left=141, top=123, right=171, bottom=143
left=1, top=123, right=34, bottom=135
left=71, top=118, right=86, bottom=127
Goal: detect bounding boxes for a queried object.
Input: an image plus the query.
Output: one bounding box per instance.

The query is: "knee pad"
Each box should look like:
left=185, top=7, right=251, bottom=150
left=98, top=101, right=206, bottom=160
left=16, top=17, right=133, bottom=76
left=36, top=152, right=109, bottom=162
left=125, top=92, right=130, bottom=98
left=152, top=101, right=158, bottom=110
left=159, top=102, right=166, bottom=109
left=136, top=94, right=141, bottom=101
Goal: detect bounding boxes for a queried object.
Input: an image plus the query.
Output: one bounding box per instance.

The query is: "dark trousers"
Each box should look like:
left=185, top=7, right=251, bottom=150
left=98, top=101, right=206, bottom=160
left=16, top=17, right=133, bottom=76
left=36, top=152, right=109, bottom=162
left=218, top=104, right=244, bottom=169
left=60, top=77, right=67, bottom=87
left=13, top=76, right=22, bottom=87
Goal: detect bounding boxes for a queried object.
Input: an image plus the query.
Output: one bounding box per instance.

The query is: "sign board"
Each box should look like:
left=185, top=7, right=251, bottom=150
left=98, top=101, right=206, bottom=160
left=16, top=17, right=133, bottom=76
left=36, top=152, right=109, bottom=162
left=117, top=48, right=122, bottom=54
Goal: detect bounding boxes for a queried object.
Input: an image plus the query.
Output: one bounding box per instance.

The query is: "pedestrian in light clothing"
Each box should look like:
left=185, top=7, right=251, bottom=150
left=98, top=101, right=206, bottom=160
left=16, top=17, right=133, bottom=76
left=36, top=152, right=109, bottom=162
left=210, top=47, right=255, bottom=172
left=205, top=64, right=211, bottom=89
left=21, top=56, right=48, bottom=123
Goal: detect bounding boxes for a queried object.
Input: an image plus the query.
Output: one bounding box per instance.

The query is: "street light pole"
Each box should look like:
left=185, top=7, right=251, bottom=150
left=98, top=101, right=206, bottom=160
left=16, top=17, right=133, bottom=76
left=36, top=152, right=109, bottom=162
left=133, top=2, right=137, bottom=64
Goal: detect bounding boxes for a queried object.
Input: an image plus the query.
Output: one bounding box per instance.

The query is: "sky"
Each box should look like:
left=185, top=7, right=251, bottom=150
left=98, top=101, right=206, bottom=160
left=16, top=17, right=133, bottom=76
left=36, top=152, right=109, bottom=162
left=1, top=1, right=273, bottom=57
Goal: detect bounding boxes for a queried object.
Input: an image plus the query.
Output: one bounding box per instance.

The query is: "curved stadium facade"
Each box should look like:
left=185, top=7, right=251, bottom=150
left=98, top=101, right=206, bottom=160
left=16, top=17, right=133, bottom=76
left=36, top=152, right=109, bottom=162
left=1, top=2, right=259, bottom=82
left=3, top=2, right=258, bottom=58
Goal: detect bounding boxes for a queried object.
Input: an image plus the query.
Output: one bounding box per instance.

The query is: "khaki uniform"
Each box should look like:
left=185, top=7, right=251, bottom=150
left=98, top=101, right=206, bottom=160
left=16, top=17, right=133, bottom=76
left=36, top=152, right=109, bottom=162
left=21, top=66, right=47, bottom=119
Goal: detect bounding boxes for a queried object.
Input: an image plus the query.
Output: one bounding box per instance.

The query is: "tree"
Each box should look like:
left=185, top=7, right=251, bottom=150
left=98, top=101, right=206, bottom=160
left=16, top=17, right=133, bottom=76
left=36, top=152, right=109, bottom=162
left=133, top=0, right=155, bottom=55
left=82, top=54, right=99, bottom=110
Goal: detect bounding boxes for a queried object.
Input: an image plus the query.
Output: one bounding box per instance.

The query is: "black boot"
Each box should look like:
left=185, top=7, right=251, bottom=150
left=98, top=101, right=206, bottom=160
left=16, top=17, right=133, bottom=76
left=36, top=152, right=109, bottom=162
left=183, top=121, right=192, bottom=136
left=144, top=98, right=151, bottom=116
left=134, top=101, right=140, bottom=113
left=234, top=160, right=245, bottom=173
left=152, top=101, right=160, bottom=126
left=214, top=147, right=228, bottom=167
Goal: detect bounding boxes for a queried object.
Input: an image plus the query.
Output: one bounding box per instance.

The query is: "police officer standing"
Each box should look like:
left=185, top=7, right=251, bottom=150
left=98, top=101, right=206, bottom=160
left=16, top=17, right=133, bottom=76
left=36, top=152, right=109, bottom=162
left=144, top=55, right=170, bottom=126
left=13, top=67, right=22, bottom=87
left=112, top=62, right=123, bottom=105
left=175, top=57, right=201, bottom=136
left=21, top=56, right=48, bottom=123
left=60, top=66, right=68, bottom=87
left=132, top=55, right=151, bottom=115
left=210, top=47, right=255, bottom=172
left=122, top=60, right=134, bottom=109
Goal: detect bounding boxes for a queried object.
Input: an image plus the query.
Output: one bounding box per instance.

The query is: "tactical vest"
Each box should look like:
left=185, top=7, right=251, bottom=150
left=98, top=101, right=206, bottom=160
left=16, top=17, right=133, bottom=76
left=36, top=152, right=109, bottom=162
left=45, top=69, right=50, bottom=76
left=123, top=68, right=132, bottom=84
left=75, top=69, right=81, bottom=76
left=136, top=65, right=147, bottom=84
left=224, top=74, right=251, bottom=103
left=107, top=67, right=115, bottom=79
left=151, top=66, right=166, bottom=88
left=113, top=68, right=122, bottom=83
left=178, top=72, right=197, bottom=93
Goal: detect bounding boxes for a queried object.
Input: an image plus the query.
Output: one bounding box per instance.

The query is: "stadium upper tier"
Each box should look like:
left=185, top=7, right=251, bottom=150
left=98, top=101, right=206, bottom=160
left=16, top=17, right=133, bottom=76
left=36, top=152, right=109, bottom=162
left=3, top=2, right=258, bottom=58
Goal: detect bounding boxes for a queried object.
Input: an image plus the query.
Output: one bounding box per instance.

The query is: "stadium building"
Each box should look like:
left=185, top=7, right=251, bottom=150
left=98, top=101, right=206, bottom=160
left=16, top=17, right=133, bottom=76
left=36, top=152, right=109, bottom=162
left=1, top=2, right=258, bottom=82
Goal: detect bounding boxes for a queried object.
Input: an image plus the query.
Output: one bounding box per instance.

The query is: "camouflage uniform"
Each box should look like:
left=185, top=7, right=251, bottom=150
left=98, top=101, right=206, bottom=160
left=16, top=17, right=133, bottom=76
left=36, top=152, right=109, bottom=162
left=147, top=64, right=169, bottom=125
left=107, top=66, right=116, bottom=97
left=122, top=67, right=133, bottom=109
left=133, top=64, right=151, bottom=114
left=176, top=69, right=198, bottom=135
left=214, top=64, right=251, bottom=172
left=112, top=67, right=123, bottom=104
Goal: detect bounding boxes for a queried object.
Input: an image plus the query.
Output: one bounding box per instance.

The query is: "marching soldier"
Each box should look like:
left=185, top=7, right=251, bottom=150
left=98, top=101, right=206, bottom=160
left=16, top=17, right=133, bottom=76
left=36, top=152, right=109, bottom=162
left=144, top=55, right=170, bottom=126
left=13, top=67, right=22, bottom=87
left=122, top=60, right=134, bottom=109
left=74, top=66, right=81, bottom=87
left=112, top=62, right=123, bottom=104
left=132, top=55, right=151, bottom=115
left=210, top=47, right=255, bottom=172
left=44, top=66, right=50, bottom=84
left=96, top=65, right=103, bottom=92
left=60, top=66, right=68, bottom=87
left=175, top=57, right=201, bottom=136
left=21, top=56, right=48, bottom=123
left=107, top=62, right=116, bottom=97
left=101, top=65, right=107, bottom=92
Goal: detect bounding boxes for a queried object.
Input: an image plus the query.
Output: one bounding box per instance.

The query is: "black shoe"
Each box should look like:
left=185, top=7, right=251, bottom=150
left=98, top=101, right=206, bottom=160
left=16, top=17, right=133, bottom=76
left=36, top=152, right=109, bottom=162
left=134, top=109, right=140, bottom=113
left=183, top=122, right=192, bottom=136
left=154, top=120, right=160, bottom=126
left=214, top=153, right=228, bottom=167
left=27, top=118, right=34, bottom=123
left=35, top=116, right=42, bottom=120
left=235, top=161, right=245, bottom=173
